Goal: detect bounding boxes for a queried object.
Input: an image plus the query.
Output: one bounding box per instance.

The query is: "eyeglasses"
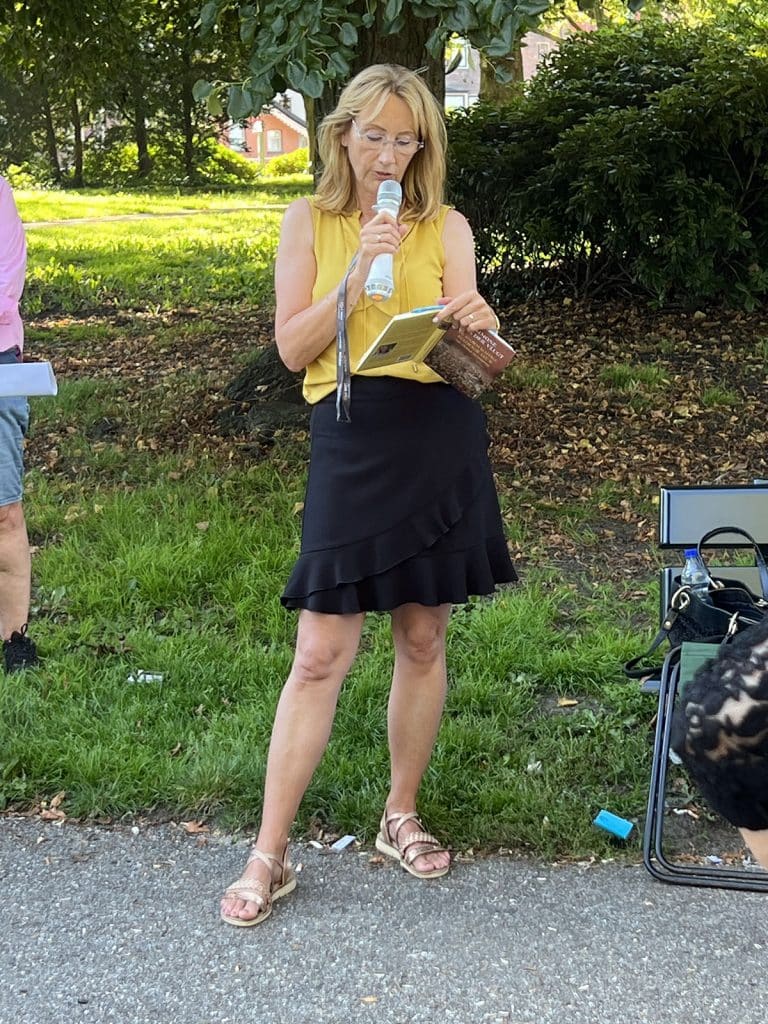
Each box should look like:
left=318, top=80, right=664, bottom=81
left=351, top=119, right=424, bottom=156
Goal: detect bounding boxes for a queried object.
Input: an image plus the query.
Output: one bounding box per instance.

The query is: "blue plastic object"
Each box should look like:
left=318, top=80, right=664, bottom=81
left=593, top=809, right=634, bottom=840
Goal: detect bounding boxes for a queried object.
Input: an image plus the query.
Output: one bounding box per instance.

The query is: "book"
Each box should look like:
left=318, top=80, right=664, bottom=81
left=356, top=306, right=516, bottom=398
left=0, top=361, right=58, bottom=397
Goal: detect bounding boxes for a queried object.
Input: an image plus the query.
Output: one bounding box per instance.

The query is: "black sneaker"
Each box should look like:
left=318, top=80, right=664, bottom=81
left=3, top=625, right=38, bottom=673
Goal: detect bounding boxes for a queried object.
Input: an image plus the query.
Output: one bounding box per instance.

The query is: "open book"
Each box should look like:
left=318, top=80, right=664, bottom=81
left=356, top=306, right=516, bottom=398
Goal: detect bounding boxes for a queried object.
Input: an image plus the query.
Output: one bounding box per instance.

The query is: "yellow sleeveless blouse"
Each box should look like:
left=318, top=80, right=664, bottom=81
left=302, top=200, right=449, bottom=403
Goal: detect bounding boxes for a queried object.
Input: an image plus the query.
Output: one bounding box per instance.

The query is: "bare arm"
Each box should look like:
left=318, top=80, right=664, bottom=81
left=436, top=209, right=498, bottom=332
left=274, top=199, right=405, bottom=372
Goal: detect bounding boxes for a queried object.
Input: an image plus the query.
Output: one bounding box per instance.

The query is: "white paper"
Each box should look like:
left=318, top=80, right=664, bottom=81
left=0, top=361, right=58, bottom=397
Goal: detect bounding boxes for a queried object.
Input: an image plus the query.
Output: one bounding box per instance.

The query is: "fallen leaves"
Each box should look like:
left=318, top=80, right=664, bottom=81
left=39, top=791, right=67, bottom=821
left=180, top=820, right=209, bottom=834
left=24, top=298, right=768, bottom=591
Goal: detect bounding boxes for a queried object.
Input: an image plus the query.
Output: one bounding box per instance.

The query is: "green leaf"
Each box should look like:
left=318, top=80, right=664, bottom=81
left=206, top=92, right=224, bottom=117
left=302, top=69, right=325, bottom=99
left=192, top=79, right=214, bottom=103
left=425, top=25, right=447, bottom=59
left=328, top=50, right=350, bottom=77
left=286, top=60, right=308, bottom=92
left=340, top=21, right=358, bottom=46
left=384, top=0, right=404, bottom=23
left=485, top=37, right=514, bottom=58
left=199, top=1, right=218, bottom=30
left=227, top=84, right=254, bottom=120
left=240, top=15, right=258, bottom=45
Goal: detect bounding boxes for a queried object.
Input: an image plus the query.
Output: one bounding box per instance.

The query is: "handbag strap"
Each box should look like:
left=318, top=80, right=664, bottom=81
left=624, top=623, right=672, bottom=679
left=697, top=525, right=768, bottom=600
left=623, top=590, right=742, bottom=679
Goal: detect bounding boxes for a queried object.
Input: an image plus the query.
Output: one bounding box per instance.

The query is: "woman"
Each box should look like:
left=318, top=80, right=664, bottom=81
left=220, top=64, right=517, bottom=927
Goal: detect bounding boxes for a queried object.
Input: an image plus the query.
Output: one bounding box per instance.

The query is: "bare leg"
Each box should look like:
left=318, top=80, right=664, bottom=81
left=221, top=609, right=364, bottom=922
left=738, top=827, right=768, bottom=870
left=385, top=602, right=452, bottom=874
left=0, top=500, right=30, bottom=640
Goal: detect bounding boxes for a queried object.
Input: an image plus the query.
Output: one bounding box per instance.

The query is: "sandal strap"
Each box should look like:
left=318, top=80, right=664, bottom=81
left=223, top=878, right=268, bottom=907
left=383, top=810, right=422, bottom=836
left=244, top=844, right=292, bottom=888
left=400, top=831, right=447, bottom=864
left=383, top=811, right=447, bottom=861
left=246, top=847, right=282, bottom=870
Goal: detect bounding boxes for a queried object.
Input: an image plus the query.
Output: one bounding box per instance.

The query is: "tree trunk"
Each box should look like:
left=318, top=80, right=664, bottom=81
left=348, top=5, right=444, bottom=105
left=132, top=81, right=153, bottom=178
left=40, top=87, right=62, bottom=182
left=181, top=73, right=195, bottom=179
left=480, top=42, right=525, bottom=103
left=218, top=345, right=307, bottom=439
left=71, top=93, right=84, bottom=187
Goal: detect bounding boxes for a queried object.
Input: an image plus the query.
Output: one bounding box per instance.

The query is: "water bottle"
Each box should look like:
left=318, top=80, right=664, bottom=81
left=680, top=548, right=713, bottom=605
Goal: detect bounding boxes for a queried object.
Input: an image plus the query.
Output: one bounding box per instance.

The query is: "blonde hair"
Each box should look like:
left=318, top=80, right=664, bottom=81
left=314, top=64, right=447, bottom=223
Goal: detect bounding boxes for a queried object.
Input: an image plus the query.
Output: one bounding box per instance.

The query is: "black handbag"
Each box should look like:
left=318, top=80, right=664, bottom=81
left=625, top=526, right=768, bottom=679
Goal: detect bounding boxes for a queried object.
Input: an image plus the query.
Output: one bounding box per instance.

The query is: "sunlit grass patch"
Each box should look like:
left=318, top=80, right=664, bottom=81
left=15, top=182, right=310, bottom=223
left=24, top=211, right=283, bottom=315
left=700, top=385, right=739, bottom=408
left=598, top=362, right=670, bottom=390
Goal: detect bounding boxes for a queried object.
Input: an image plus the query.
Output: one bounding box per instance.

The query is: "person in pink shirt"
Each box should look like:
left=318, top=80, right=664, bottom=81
left=0, top=175, right=38, bottom=671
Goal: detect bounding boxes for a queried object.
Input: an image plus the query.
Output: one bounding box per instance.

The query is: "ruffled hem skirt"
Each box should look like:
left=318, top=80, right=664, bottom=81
left=281, top=376, right=517, bottom=614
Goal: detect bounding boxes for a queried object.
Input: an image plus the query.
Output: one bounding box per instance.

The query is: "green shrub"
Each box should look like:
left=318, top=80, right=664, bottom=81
left=196, top=140, right=263, bottom=184
left=3, top=159, right=58, bottom=189
left=82, top=132, right=262, bottom=187
left=263, top=147, right=310, bottom=176
left=447, top=12, right=768, bottom=307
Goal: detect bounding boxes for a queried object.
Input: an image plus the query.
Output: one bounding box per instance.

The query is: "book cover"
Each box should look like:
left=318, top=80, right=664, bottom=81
left=0, top=361, right=58, bottom=397
left=355, top=307, right=446, bottom=370
left=356, top=306, right=515, bottom=398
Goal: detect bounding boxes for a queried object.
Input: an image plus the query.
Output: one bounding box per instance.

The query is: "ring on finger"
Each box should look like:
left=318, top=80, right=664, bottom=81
left=468, top=312, right=475, bottom=321
left=377, top=234, right=381, bottom=243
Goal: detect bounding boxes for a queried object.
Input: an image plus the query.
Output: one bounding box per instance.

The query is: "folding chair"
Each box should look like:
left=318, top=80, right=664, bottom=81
left=644, top=642, right=768, bottom=890
left=642, top=484, right=768, bottom=890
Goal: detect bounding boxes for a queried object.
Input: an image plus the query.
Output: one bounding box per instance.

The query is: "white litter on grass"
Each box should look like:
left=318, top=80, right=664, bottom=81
left=126, top=671, right=164, bottom=684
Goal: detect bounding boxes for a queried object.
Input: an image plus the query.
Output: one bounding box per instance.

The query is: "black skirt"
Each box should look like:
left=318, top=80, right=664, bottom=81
left=281, top=376, right=517, bottom=614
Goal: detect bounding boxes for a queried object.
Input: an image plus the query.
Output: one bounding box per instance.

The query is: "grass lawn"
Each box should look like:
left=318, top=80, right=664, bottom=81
left=4, top=186, right=760, bottom=862
left=15, top=178, right=311, bottom=222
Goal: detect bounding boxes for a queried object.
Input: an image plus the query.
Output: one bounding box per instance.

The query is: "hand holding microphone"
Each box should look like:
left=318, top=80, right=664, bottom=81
left=364, top=180, right=403, bottom=302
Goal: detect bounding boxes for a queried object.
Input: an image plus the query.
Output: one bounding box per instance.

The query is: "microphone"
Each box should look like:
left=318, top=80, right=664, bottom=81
left=364, top=179, right=402, bottom=302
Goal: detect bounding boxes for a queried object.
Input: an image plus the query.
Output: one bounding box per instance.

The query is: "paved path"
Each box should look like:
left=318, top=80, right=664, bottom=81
left=1, top=815, right=765, bottom=1024
left=23, top=206, right=288, bottom=229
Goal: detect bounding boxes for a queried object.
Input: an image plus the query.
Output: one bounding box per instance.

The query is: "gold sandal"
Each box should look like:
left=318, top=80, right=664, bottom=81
left=220, top=845, right=296, bottom=927
left=375, top=810, right=450, bottom=879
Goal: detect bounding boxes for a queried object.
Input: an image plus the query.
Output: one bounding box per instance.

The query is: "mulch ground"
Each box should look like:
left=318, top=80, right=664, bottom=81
left=27, top=296, right=768, bottom=582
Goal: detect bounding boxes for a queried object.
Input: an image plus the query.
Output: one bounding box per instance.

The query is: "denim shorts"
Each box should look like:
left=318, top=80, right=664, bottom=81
left=0, top=348, right=29, bottom=507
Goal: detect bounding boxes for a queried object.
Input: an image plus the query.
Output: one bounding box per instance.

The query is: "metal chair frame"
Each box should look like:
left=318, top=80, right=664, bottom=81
left=643, top=645, right=768, bottom=890
left=642, top=484, right=768, bottom=890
